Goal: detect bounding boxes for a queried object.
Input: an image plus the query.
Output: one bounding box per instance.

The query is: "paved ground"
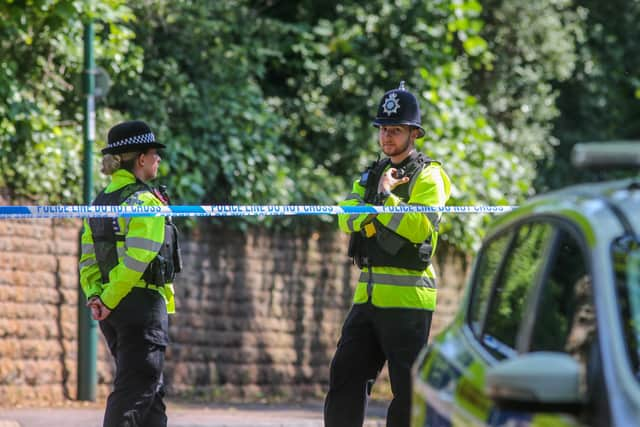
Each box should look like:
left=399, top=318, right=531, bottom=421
left=0, top=400, right=387, bottom=427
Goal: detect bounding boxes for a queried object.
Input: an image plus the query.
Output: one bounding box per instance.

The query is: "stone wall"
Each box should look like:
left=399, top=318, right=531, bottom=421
left=0, top=218, right=80, bottom=404
left=0, top=217, right=470, bottom=405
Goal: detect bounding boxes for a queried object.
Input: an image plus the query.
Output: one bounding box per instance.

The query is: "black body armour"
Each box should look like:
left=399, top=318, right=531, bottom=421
left=89, top=182, right=182, bottom=286
left=348, top=152, right=435, bottom=270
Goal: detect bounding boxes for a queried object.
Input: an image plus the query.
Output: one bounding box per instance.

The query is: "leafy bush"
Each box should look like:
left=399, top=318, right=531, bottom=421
left=1, top=0, right=599, bottom=251
left=0, top=1, right=138, bottom=202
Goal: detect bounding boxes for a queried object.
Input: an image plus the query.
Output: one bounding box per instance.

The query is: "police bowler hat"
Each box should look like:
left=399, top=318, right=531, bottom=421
left=372, top=81, right=425, bottom=138
left=102, top=120, right=166, bottom=155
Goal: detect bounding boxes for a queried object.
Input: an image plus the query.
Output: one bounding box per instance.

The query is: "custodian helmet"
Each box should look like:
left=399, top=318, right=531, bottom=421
left=372, top=81, right=425, bottom=138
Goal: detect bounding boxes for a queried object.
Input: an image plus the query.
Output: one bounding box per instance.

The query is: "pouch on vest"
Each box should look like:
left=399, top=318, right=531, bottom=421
left=374, top=220, right=407, bottom=255
left=348, top=232, right=365, bottom=269
left=142, top=220, right=181, bottom=286
left=371, top=219, right=432, bottom=269
left=418, top=242, right=433, bottom=263
left=170, top=222, right=183, bottom=274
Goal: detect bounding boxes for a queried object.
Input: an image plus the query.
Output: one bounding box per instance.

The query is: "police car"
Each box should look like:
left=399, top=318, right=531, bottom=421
left=411, top=142, right=640, bottom=426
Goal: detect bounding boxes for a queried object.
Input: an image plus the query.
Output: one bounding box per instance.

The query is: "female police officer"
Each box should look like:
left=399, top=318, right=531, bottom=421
left=79, top=120, right=181, bottom=427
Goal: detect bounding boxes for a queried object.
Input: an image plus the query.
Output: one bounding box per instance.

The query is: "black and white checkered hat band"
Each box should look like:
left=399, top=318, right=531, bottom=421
left=108, top=132, right=156, bottom=149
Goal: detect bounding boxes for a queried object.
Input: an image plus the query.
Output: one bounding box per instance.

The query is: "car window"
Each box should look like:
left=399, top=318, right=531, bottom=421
left=530, top=231, right=593, bottom=365
left=613, top=237, right=640, bottom=378
left=482, top=222, right=554, bottom=359
left=468, top=232, right=513, bottom=337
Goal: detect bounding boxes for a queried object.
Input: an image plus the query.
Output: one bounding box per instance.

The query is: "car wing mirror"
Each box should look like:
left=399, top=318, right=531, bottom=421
left=486, top=352, right=586, bottom=410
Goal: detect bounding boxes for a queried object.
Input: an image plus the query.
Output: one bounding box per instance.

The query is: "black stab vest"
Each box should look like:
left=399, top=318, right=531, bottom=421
left=88, top=181, right=182, bottom=286
left=348, top=152, right=435, bottom=270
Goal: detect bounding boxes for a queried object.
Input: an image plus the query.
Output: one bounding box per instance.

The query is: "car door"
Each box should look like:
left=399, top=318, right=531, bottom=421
left=454, top=220, right=559, bottom=426
left=484, top=221, right=597, bottom=427
left=412, top=222, right=551, bottom=426
left=414, top=218, right=600, bottom=427
left=517, top=225, right=603, bottom=426
left=412, top=229, right=514, bottom=427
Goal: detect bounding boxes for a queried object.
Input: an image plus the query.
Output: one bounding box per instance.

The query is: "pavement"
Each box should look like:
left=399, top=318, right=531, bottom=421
left=0, top=400, right=387, bottom=427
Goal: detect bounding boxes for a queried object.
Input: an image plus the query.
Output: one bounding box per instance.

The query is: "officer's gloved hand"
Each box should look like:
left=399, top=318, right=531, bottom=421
left=378, top=168, right=410, bottom=194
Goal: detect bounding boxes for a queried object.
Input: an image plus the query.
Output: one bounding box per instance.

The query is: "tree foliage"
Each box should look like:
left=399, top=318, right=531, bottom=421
left=0, top=0, right=137, bottom=201
left=256, top=0, right=505, bottom=246
left=538, top=0, right=640, bottom=190
left=2, top=0, right=631, bottom=251
left=104, top=0, right=525, bottom=248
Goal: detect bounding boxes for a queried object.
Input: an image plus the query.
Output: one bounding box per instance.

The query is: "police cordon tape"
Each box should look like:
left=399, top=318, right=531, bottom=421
left=0, top=205, right=518, bottom=219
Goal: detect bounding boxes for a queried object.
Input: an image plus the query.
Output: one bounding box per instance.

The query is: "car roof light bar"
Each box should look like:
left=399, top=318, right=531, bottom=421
left=572, top=141, right=640, bottom=170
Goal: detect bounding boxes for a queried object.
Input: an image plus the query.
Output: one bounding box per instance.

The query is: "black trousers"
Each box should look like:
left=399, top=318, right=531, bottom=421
left=99, top=287, right=169, bottom=427
left=324, top=302, right=432, bottom=427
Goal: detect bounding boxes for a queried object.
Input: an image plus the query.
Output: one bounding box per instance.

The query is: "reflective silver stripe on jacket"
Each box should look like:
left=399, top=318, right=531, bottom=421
left=81, top=243, right=95, bottom=256
left=347, top=215, right=359, bottom=233
left=408, top=171, right=420, bottom=195
left=79, top=244, right=97, bottom=270
left=79, top=258, right=96, bottom=270
left=386, top=208, right=440, bottom=233
left=123, top=255, right=149, bottom=273
left=126, top=236, right=163, bottom=253
left=344, top=193, right=364, bottom=232
left=426, top=212, right=440, bottom=229
left=386, top=211, right=404, bottom=232
left=345, top=193, right=363, bottom=202
left=358, top=271, right=436, bottom=288
left=123, top=217, right=132, bottom=234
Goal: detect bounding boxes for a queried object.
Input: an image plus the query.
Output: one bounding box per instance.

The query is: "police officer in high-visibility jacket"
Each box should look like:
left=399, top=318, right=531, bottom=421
left=324, top=82, right=451, bottom=427
left=79, top=120, right=182, bottom=427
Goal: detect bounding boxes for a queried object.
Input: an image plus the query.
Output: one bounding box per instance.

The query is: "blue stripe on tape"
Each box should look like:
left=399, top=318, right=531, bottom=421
left=0, top=206, right=32, bottom=215
left=342, top=206, right=378, bottom=214
left=170, top=205, right=207, bottom=215
left=121, top=212, right=158, bottom=217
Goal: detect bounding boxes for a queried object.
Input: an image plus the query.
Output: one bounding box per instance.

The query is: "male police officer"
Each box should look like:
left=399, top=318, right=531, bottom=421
left=79, top=120, right=182, bottom=427
left=324, top=82, right=451, bottom=427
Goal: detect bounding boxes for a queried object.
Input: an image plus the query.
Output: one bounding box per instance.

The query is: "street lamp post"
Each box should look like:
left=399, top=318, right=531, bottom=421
left=77, top=18, right=97, bottom=401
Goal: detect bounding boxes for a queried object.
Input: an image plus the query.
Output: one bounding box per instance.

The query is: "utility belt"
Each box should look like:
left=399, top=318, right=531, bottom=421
left=348, top=219, right=432, bottom=270
left=132, top=281, right=165, bottom=292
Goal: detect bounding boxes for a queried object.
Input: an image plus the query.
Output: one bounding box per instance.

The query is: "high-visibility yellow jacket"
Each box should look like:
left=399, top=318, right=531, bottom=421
left=79, top=169, right=176, bottom=313
left=338, top=159, right=451, bottom=310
